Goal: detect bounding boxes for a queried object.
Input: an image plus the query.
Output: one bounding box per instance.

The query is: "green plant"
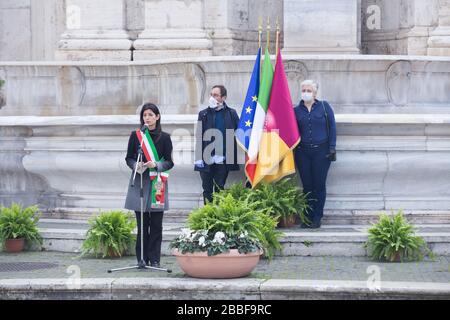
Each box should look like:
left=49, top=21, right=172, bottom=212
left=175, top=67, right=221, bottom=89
left=170, top=193, right=282, bottom=260
left=303, top=240, right=313, bottom=247
left=82, top=210, right=136, bottom=258
left=365, top=210, right=434, bottom=262
left=214, top=182, right=251, bottom=203
left=248, top=178, right=310, bottom=225
left=0, top=203, right=42, bottom=248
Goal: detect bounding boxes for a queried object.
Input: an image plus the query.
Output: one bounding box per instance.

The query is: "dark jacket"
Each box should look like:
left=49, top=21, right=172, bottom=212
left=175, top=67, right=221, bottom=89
left=124, top=129, right=174, bottom=212
left=194, top=103, right=240, bottom=172
left=294, top=99, right=337, bottom=152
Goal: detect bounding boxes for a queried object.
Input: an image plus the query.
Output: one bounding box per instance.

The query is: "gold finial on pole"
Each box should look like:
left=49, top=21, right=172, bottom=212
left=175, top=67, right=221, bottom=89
left=258, top=16, right=263, bottom=48
left=266, top=16, right=271, bottom=51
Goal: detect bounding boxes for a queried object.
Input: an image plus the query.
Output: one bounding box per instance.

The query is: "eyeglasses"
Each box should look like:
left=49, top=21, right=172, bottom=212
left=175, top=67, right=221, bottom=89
left=211, top=93, right=221, bottom=98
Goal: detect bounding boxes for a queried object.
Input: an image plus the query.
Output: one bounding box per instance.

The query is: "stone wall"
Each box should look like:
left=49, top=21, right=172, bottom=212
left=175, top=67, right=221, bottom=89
left=1, top=114, right=450, bottom=215
left=0, top=0, right=65, bottom=61
left=3, top=0, right=450, bottom=61
left=0, top=55, right=449, bottom=117
left=362, top=0, right=440, bottom=55
left=0, top=56, right=450, bottom=215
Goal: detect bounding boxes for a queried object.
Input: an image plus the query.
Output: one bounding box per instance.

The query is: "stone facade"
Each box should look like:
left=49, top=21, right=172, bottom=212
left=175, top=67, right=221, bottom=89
left=283, top=0, right=362, bottom=54
left=1, top=56, right=450, bottom=214
left=362, top=0, right=441, bottom=55
left=1, top=1, right=450, bottom=220
left=0, top=0, right=66, bottom=61
left=2, top=0, right=450, bottom=61
left=1, top=112, right=450, bottom=214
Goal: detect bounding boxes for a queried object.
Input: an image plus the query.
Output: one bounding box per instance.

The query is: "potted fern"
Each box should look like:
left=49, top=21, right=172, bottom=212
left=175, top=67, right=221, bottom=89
left=82, top=210, right=136, bottom=258
left=365, top=210, right=434, bottom=262
left=249, top=178, right=310, bottom=228
left=0, top=203, right=42, bottom=253
left=170, top=192, right=282, bottom=278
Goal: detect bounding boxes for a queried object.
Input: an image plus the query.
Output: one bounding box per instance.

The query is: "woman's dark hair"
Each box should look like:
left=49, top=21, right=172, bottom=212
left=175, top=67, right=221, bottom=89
left=140, top=103, right=162, bottom=139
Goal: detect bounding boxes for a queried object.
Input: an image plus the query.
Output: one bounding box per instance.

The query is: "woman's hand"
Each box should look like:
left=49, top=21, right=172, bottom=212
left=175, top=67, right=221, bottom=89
left=326, top=149, right=337, bottom=162
left=144, top=161, right=157, bottom=169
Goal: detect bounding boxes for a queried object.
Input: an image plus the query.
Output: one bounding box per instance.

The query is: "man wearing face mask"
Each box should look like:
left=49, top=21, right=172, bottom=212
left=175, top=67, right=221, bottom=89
left=294, top=80, right=337, bottom=229
left=194, top=85, right=240, bottom=204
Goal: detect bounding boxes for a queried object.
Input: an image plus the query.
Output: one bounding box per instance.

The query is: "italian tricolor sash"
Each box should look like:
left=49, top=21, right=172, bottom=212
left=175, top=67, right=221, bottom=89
left=136, top=129, right=170, bottom=210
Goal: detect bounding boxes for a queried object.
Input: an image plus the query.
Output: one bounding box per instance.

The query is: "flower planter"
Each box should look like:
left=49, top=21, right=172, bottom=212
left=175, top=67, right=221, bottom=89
left=4, top=238, right=25, bottom=253
left=172, top=249, right=262, bottom=279
left=277, top=215, right=297, bottom=228
left=391, top=251, right=403, bottom=262
left=107, top=248, right=122, bottom=258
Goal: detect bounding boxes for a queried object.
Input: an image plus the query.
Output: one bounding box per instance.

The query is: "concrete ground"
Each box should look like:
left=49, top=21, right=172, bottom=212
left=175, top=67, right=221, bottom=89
left=0, top=251, right=449, bottom=282
left=0, top=251, right=449, bottom=300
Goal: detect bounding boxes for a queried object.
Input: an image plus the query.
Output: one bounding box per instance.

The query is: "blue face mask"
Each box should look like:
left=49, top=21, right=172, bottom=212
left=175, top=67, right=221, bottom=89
left=302, top=92, right=314, bottom=103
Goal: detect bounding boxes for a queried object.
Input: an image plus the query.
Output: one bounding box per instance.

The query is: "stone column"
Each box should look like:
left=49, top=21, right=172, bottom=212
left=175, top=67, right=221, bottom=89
left=428, top=0, right=450, bottom=56
left=133, top=0, right=213, bottom=60
left=283, top=0, right=361, bottom=54
left=55, top=0, right=132, bottom=61
left=204, top=0, right=283, bottom=56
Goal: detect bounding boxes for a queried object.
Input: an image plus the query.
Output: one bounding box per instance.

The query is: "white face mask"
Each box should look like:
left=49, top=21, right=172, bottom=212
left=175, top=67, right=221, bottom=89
left=302, top=92, right=314, bottom=103
left=209, top=96, right=219, bottom=108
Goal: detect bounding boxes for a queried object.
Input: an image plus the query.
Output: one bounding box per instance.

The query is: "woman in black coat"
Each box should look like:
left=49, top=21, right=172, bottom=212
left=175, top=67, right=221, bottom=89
left=124, top=103, right=174, bottom=267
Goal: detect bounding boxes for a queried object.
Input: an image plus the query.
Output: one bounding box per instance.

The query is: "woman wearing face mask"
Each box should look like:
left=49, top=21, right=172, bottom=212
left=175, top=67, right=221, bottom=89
left=294, top=80, right=337, bottom=229
left=124, top=103, right=174, bottom=267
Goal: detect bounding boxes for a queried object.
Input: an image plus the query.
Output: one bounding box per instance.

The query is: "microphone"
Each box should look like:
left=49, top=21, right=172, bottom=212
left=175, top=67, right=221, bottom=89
left=140, top=124, right=148, bottom=132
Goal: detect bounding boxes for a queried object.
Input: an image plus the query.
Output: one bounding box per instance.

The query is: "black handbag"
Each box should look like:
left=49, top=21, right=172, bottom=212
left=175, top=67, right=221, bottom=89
left=322, top=101, right=336, bottom=162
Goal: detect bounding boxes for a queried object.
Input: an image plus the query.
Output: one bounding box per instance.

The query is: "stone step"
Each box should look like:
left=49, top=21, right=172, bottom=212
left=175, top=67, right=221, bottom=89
left=1, top=278, right=449, bottom=300
left=41, top=208, right=450, bottom=225
left=28, top=219, right=450, bottom=257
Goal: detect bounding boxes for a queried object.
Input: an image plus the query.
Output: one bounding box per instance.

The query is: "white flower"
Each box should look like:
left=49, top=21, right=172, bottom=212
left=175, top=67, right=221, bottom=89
left=239, top=231, right=248, bottom=238
left=198, top=236, right=206, bottom=247
left=212, top=231, right=226, bottom=245
left=191, top=231, right=199, bottom=239
left=180, top=228, right=192, bottom=239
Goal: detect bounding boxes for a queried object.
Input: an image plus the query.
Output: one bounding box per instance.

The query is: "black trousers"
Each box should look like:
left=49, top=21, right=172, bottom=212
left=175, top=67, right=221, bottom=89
left=199, top=164, right=229, bottom=204
left=135, top=211, right=163, bottom=264
left=294, top=143, right=331, bottom=225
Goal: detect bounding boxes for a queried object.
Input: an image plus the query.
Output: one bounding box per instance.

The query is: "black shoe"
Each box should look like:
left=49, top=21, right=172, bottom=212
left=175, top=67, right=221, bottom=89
left=150, top=261, right=161, bottom=268
left=310, top=221, right=322, bottom=229
left=299, top=223, right=311, bottom=229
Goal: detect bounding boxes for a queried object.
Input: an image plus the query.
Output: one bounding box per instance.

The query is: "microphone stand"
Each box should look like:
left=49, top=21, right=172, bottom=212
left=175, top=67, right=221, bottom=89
left=108, top=132, right=172, bottom=274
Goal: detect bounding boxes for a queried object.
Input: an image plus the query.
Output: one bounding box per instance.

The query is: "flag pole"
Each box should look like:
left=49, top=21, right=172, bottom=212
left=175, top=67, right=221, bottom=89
left=258, top=17, right=262, bottom=49
left=266, top=16, right=271, bottom=53
left=276, top=17, right=280, bottom=57
left=259, top=16, right=263, bottom=82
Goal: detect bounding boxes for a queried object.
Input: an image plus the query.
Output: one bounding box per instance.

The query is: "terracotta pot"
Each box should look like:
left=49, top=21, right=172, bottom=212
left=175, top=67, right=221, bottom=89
left=173, top=249, right=262, bottom=279
left=277, top=215, right=297, bottom=228
left=107, top=247, right=122, bottom=258
left=5, top=238, right=25, bottom=253
left=391, top=251, right=403, bottom=262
